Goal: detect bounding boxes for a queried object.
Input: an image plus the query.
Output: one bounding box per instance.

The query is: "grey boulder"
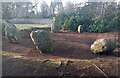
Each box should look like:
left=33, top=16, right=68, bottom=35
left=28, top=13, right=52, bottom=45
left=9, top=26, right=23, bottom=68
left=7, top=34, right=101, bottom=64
left=5, top=23, right=22, bottom=44
left=91, top=39, right=116, bottom=54
left=30, top=30, right=54, bottom=53
left=0, top=20, right=8, bottom=36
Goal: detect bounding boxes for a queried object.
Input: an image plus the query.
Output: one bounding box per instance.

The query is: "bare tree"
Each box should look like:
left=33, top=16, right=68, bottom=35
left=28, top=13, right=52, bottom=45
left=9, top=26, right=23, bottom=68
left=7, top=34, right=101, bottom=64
left=64, top=2, right=75, bottom=14
left=40, top=1, right=49, bottom=18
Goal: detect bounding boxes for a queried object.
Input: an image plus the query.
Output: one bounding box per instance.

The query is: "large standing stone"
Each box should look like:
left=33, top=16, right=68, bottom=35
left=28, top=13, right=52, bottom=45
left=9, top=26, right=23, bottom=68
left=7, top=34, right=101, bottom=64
left=91, top=39, right=116, bottom=54
left=77, top=25, right=83, bottom=33
left=5, top=23, right=22, bottom=44
left=51, top=17, right=60, bottom=33
left=0, top=20, right=8, bottom=36
left=30, top=30, right=54, bottom=53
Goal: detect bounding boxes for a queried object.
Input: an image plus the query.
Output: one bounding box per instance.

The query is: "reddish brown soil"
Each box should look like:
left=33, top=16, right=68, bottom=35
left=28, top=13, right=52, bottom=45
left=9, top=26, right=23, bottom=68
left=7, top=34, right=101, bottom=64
left=2, top=30, right=120, bottom=77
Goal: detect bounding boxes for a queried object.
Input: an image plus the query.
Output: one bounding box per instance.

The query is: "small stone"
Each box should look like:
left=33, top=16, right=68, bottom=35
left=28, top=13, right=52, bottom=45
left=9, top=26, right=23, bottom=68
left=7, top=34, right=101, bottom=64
left=51, top=17, right=61, bottom=33
left=77, top=25, right=83, bottom=33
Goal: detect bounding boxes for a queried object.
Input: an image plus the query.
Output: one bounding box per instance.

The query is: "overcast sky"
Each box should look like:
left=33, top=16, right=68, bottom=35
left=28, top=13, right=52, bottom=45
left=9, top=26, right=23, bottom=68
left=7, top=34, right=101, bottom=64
left=33, top=0, right=87, bottom=6
left=33, top=0, right=120, bottom=6
left=2, top=0, right=120, bottom=2
left=33, top=0, right=119, bottom=7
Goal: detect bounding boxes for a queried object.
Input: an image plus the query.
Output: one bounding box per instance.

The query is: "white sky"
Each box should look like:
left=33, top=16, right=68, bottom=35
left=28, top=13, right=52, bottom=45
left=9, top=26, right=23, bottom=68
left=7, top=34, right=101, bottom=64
left=34, top=0, right=119, bottom=12
left=34, top=0, right=88, bottom=6
left=34, top=0, right=120, bottom=6
left=44, top=0, right=88, bottom=6
left=2, top=0, right=120, bottom=3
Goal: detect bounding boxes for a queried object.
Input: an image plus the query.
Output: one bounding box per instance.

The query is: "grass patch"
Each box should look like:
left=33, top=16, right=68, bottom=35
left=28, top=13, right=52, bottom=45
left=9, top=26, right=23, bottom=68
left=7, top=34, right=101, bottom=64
left=0, top=51, right=8, bottom=55
left=15, top=24, right=51, bottom=30
left=0, top=51, right=24, bottom=59
left=12, top=55, right=24, bottom=59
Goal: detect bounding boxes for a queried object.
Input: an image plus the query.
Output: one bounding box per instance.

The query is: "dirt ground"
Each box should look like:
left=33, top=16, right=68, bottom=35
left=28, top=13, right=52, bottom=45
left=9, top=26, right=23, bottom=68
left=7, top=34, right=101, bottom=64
left=2, top=29, right=120, bottom=77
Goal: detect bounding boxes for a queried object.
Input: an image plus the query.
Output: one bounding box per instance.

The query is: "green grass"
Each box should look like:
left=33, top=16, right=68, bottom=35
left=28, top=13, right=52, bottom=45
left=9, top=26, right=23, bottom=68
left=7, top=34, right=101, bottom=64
left=0, top=51, right=7, bottom=55
left=15, top=24, right=51, bottom=30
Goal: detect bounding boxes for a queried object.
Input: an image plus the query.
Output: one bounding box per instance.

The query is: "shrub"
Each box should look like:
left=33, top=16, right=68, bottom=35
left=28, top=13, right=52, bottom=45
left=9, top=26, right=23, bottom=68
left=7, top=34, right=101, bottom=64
left=62, top=18, right=69, bottom=29
left=68, top=16, right=78, bottom=32
left=75, top=15, right=93, bottom=32
left=56, top=9, right=117, bottom=33
left=56, top=12, right=69, bottom=25
left=89, top=17, right=113, bottom=33
left=60, top=15, right=78, bottom=32
left=118, top=13, right=120, bottom=30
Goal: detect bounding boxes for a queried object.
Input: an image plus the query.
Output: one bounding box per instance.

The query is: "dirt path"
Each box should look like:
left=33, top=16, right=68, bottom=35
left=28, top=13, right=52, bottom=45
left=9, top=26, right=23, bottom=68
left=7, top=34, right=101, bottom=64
left=2, top=30, right=120, bottom=76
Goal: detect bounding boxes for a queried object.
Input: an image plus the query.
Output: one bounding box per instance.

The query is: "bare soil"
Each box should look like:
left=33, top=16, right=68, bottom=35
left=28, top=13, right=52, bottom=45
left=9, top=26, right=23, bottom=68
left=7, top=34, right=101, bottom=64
left=2, top=30, right=120, bottom=77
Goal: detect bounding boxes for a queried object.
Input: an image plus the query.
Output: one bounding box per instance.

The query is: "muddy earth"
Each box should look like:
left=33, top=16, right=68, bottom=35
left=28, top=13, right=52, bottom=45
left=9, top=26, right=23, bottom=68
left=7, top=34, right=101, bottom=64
left=2, top=29, right=120, bottom=77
